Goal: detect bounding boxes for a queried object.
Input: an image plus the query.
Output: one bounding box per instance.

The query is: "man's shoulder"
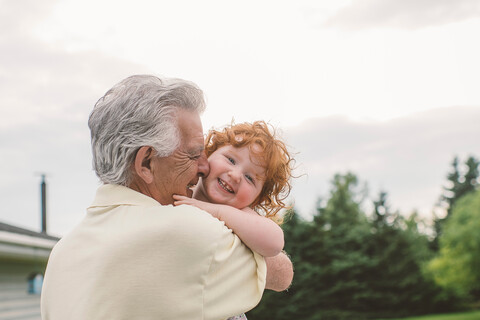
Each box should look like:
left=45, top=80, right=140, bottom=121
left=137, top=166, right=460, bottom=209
left=111, top=203, right=235, bottom=244
left=156, top=204, right=233, bottom=238
left=138, top=203, right=224, bottom=225
left=53, top=204, right=236, bottom=261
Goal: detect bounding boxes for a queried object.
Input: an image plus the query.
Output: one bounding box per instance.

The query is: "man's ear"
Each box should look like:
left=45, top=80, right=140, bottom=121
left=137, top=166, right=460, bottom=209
left=134, top=146, right=155, bottom=184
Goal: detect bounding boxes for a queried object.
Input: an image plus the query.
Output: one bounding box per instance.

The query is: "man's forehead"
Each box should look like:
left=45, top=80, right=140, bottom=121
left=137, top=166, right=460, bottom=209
left=188, top=142, right=205, bottom=154
left=180, top=131, right=205, bottom=154
left=176, top=109, right=205, bottom=152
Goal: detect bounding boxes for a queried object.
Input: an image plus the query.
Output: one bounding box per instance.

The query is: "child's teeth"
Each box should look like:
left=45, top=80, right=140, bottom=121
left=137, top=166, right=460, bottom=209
left=218, top=178, right=233, bottom=193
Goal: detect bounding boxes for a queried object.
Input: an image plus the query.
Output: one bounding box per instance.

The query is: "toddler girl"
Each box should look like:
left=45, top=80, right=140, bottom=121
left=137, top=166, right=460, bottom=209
left=174, top=120, right=294, bottom=319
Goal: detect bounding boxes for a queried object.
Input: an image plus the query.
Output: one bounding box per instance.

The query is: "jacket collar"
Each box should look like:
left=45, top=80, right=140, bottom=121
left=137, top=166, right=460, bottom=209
left=89, top=184, right=161, bottom=208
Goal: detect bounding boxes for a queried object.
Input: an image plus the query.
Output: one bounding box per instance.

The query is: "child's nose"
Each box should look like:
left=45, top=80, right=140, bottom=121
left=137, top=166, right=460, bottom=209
left=228, top=169, right=242, bottom=183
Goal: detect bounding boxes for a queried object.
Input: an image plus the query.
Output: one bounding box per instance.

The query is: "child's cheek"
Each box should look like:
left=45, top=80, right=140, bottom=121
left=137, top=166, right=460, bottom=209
left=234, top=189, right=253, bottom=208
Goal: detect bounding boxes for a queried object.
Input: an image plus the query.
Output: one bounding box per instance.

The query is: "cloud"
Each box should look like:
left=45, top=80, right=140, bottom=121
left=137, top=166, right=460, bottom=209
left=0, top=0, right=150, bottom=130
left=0, top=37, right=149, bottom=129
left=0, top=0, right=58, bottom=35
left=322, top=0, right=480, bottom=30
left=285, top=106, right=480, bottom=219
left=0, top=0, right=151, bottom=234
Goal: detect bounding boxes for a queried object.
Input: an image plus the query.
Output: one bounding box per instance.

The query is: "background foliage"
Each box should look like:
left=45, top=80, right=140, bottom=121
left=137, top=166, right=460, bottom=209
left=247, top=156, right=479, bottom=320
left=428, top=190, right=480, bottom=300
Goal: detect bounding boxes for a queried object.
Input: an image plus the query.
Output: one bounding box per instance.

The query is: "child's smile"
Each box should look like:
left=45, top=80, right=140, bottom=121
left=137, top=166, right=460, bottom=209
left=218, top=178, right=234, bottom=193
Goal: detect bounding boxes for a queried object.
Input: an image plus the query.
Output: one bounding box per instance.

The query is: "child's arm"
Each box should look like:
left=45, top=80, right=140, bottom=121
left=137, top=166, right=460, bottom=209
left=173, top=195, right=284, bottom=257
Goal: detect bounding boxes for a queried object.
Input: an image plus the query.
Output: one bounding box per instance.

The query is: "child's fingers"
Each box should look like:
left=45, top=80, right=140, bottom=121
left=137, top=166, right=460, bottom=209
left=173, top=194, right=189, bottom=201
left=173, top=199, right=193, bottom=207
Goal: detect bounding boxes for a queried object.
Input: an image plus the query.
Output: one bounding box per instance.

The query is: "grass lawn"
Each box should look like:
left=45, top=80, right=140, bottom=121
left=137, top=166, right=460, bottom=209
left=384, top=310, right=480, bottom=320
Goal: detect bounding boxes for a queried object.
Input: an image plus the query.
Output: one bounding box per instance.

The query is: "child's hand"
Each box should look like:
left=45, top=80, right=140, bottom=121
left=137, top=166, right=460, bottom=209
left=172, top=194, right=199, bottom=207
left=173, top=195, right=221, bottom=218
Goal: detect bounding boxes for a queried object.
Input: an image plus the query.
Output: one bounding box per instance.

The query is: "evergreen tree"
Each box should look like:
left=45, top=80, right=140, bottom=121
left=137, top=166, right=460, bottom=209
left=441, top=156, right=479, bottom=218
left=250, top=173, right=371, bottom=320
left=250, top=173, right=460, bottom=320
left=371, top=190, right=398, bottom=229
left=312, top=173, right=374, bottom=318
left=459, top=156, right=480, bottom=198
left=435, top=156, right=479, bottom=249
left=442, top=156, right=461, bottom=216
left=367, top=193, right=456, bottom=318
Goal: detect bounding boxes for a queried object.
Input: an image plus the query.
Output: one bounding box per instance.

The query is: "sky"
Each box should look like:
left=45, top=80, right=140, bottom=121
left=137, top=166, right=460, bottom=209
left=1, top=0, right=479, bottom=237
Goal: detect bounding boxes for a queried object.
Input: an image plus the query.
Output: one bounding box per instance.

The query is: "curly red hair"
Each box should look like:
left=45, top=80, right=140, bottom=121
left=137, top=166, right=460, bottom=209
left=204, top=121, right=294, bottom=222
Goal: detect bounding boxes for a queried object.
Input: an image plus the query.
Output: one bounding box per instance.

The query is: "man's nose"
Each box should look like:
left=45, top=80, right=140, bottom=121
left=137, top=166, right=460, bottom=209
left=197, top=152, right=210, bottom=178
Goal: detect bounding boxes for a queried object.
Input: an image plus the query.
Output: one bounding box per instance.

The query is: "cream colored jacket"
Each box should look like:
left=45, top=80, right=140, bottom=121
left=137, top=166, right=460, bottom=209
left=41, top=184, right=266, bottom=320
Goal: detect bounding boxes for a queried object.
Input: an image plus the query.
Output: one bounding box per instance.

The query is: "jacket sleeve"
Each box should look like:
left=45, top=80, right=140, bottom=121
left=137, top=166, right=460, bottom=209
left=203, top=224, right=267, bottom=320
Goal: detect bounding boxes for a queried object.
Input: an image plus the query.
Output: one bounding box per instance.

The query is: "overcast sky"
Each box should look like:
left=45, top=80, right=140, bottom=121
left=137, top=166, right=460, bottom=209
left=1, top=0, right=479, bottom=237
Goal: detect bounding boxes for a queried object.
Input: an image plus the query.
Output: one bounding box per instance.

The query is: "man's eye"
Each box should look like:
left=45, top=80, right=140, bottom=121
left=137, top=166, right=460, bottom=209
left=190, top=155, right=201, bottom=160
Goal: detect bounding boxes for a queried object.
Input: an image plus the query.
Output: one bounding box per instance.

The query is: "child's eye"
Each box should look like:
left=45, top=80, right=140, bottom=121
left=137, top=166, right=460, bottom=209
left=245, top=174, right=254, bottom=184
left=227, top=157, right=235, bottom=165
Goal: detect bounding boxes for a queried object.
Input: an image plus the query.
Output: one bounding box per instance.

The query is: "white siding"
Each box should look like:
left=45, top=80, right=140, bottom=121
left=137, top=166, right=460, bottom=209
left=0, top=260, right=46, bottom=320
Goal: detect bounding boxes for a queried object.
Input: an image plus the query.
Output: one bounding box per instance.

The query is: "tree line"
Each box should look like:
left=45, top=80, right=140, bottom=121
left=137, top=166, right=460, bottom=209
left=248, top=155, right=480, bottom=320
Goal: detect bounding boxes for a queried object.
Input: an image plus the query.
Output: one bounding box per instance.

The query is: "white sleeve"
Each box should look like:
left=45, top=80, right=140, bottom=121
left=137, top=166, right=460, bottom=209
left=203, top=226, right=267, bottom=320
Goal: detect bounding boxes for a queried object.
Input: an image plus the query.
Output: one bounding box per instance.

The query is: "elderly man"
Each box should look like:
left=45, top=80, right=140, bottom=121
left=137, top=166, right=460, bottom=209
left=41, top=75, right=293, bottom=320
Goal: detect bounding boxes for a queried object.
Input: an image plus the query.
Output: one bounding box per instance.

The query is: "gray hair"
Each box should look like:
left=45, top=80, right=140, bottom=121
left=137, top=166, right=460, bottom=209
left=88, top=74, right=206, bottom=186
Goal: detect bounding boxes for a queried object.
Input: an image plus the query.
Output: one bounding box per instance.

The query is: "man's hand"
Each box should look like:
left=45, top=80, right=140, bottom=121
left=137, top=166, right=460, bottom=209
left=265, top=251, right=293, bottom=292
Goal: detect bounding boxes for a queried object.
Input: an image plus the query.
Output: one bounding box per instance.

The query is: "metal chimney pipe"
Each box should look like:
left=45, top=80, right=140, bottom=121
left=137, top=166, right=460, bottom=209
left=41, top=174, right=47, bottom=234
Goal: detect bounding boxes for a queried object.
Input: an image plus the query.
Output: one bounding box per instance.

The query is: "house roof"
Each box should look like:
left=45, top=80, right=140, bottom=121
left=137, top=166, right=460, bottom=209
left=0, top=222, right=60, bottom=241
